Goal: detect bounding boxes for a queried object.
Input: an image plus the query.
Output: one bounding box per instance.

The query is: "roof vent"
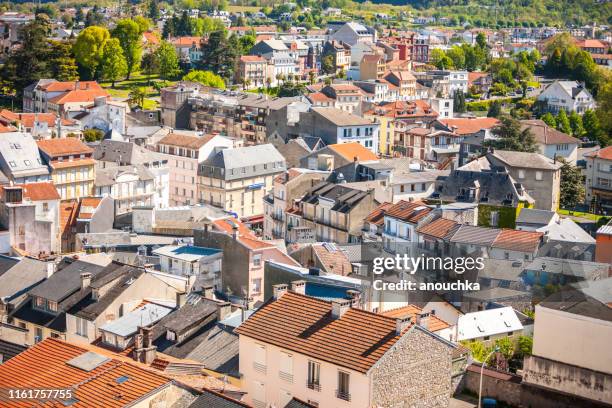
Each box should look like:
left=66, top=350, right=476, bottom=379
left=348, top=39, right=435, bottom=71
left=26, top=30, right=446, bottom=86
left=115, top=375, right=129, bottom=384
left=66, top=351, right=110, bottom=372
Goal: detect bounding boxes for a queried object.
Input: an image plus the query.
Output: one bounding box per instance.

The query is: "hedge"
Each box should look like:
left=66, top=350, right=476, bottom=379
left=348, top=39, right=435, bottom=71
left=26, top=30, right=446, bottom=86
left=466, top=97, right=521, bottom=112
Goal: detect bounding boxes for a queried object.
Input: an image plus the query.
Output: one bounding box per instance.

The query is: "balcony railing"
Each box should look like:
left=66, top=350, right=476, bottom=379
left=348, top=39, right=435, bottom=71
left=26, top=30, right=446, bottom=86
left=253, top=362, right=266, bottom=373
left=279, top=371, right=293, bottom=383
left=307, top=381, right=321, bottom=392
left=336, top=390, right=351, bottom=401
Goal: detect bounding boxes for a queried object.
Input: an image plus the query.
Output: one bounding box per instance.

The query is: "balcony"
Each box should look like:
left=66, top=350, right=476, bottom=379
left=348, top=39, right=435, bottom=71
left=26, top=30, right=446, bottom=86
left=307, top=381, right=321, bottom=392
left=271, top=212, right=284, bottom=222
left=336, top=390, right=351, bottom=401
left=279, top=371, right=293, bottom=383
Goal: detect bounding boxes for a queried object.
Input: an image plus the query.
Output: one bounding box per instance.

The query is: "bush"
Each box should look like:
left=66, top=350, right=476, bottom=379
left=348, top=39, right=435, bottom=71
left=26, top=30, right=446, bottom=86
left=82, top=128, right=104, bottom=142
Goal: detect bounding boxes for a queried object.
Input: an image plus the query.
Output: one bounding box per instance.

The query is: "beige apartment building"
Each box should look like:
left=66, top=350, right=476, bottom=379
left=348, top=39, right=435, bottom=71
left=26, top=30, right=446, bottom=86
left=37, top=138, right=95, bottom=200
left=235, top=286, right=454, bottom=408
left=198, top=144, right=286, bottom=218
left=157, top=132, right=235, bottom=206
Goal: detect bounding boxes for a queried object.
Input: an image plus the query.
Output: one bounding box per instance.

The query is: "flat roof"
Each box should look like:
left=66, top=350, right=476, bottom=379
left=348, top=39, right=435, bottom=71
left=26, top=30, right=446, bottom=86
left=152, top=245, right=221, bottom=262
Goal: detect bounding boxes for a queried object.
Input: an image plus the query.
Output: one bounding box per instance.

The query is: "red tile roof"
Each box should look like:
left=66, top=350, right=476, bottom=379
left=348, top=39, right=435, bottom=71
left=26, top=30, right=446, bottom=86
left=328, top=142, right=378, bottom=162
left=60, top=199, right=79, bottom=234
left=382, top=305, right=450, bottom=332
left=0, top=110, right=75, bottom=128
left=0, top=338, right=171, bottom=408
left=491, top=229, right=543, bottom=253
left=585, top=146, right=612, bottom=161
left=158, top=133, right=214, bottom=149
left=384, top=200, right=431, bottom=223
left=235, top=292, right=410, bottom=373
left=212, top=218, right=257, bottom=239
left=41, top=81, right=103, bottom=92
left=240, top=55, right=266, bottom=63
left=521, top=120, right=580, bottom=145
left=171, top=36, right=203, bottom=47
left=311, top=243, right=353, bottom=276
left=37, top=138, right=93, bottom=157
left=2, top=182, right=61, bottom=201
left=439, top=117, right=500, bottom=135
left=307, top=92, right=334, bottom=103
left=364, top=202, right=394, bottom=226
left=48, top=89, right=110, bottom=105
left=417, top=217, right=459, bottom=240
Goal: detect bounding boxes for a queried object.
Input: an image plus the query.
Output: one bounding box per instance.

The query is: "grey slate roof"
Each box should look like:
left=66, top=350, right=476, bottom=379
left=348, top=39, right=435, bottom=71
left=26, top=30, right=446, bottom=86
left=94, top=139, right=166, bottom=165
left=516, top=208, right=556, bottom=226
left=0, top=257, right=48, bottom=304
left=0, top=255, right=20, bottom=277
left=489, top=150, right=562, bottom=171
left=28, top=258, right=106, bottom=302
left=0, top=132, right=49, bottom=179
left=539, top=278, right=612, bottom=322
left=450, top=225, right=501, bottom=246
left=285, top=398, right=317, bottom=408
left=0, top=339, right=27, bottom=362
left=200, top=144, right=286, bottom=181
left=302, top=182, right=371, bottom=213
left=188, top=390, right=249, bottom=408
left=94, top=164, right=154, bottom=186
left=311, top=107, right=373, bottom=126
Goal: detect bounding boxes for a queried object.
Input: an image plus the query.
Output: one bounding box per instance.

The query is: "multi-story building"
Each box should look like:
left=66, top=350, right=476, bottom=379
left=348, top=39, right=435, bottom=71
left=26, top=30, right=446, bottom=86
left=383, top=70, right=417, bottom=100
left=157, top=132, right=235, bottom=206
left=249, top=40, right=300, bottom=86
left=160, top=81, right=202, bottom=129
left=36, top=138, right=95, bottom=200
left=537, top=80, right=595, bottom=114
left=382, top=200, right=432, bottom=253
left=198, top=144, right=286, bottom=218
left=359, top=53, right=386, bottom=80
left=0, top=110, right=79, bottom=139
left=94, top=164, right=156, bottom=214
left=521, top=119, right=580, bottom=164
left=329, top=21, right=376, bottom=46
left=0, top=182, right=61, bottom=255
left=235, top=287, right=454, bottom=408
left=583, top=146, right=612, bottom=214
left=321, top=40, right=351, bottom=73
left=236, top=55, right=268, bottom=89
left=262, top=168, right=330, bottom=240
left=296, top=182, right=378, bottom=243
left=22, top=80, right=109, bottom=116
left=308, top=84, right=364, bottom=114
left=393, top=126, right=462, bottom=164
left=170, top=36, right=203, bottom=66
left=0, top=12, right=34, bottom=61
left=0, top=132, right=50, bottom=184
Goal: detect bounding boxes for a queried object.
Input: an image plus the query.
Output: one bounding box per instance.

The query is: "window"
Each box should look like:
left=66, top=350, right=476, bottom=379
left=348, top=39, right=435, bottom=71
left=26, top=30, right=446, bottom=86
left=484, top=335, right=490, bottom=340
left=166, top=330, right=176, bottom=341
left=34, top=297, right=45, bottom=309
left=508, top=331, right=513, bottom=336
left=518, top=170, right=525, bottom=179
left=337, top=371, right=350, bottom=401
left=35, top=327, right=43, bottom=343
left=490, top=211, right=499, bottom=227
left=253, top=343, right=266, bottom=373
left=252, top=278, right=262, bottom=294
left=535, top=171, right=543, bottom=181
left=252, top=381, right=266, bottom=408
left=48, top=301, right=58, bottom=312
left=307, top=361, right=321, bottom=391
left=76, top=317, right=88, bottom=336
left=279, top=351, right=293, bottom=382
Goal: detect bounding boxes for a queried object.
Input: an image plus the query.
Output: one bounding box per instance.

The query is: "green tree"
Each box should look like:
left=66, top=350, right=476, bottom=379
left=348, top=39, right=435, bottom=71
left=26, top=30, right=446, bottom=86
left=463, top=340, right=494, bottom=364
left=100, top=38, right=128, bottom=87
left=517, top=336, right=533, bottom=357
left=82, top=128, right=104, bottom=142
left=133, top=16, right=152, bottom=34
left=556, top=109, right=572, bottom=135
left=321, top=54, right=335, bottom=74
left=446, top=46, right=466, bottom=69
left=494, top=337, right=515, bottom=361
left=141, top=52, right=159, bottom=83
left=128, top=86, right=147, bottom=107
left=148, top=0, right=160, bottom=20
left=199, top=30, right=239, bottom=81
left=540, top=112, right=557, bottom=128
left=568, top=111, right=585, bottom=137
left=112, top=19, right=143, bottom=79
left=583, top=109, right=606, bottom=145
left=476, top=31, right=487, bottom=49
left=430, top=48, right=453, bottom=69
left=182, top=70, right=225, bottom=88
left=558, top=157, right=585, bottom=209
left=238, top=34, right=256, bottom=54
left=155, top=41, right=180, bottom=79
left=73, top=26, right=110, bottom=79
left=595, top=81, right=612, bottom=145
left=487, top=100, right=502, bottom=118
left=454, top=90, right=466, bottom=113
left=483, top=115, right=538, bottom=152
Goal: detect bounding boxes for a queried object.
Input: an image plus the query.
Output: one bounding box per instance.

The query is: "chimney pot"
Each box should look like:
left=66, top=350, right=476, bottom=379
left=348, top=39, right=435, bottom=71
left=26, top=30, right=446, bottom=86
left=273, top=283, right=288, bottom=300
left=396, top=316, right=412, bottom=335
left=345, top=290, right=361, bottom=307
left=202, top=286, right=215, bottom=299
left=290, top=280, right=306, bottom=295
left=176, top=292, right=187, bottom=308
left=80, top=272, right=92, bottom=289
left=331, top=299, right=351, bottom=319
left=416, top=312, right=430, bottom=329
left=216, top=301, right=231, bottom=321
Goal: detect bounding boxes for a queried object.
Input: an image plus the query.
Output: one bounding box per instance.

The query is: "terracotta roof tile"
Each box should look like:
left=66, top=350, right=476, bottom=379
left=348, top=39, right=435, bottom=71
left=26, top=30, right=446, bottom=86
left=37, top=138, right=93, bottom=157
left=1, top=182, right=60, bottom=201
left=491, top=229, right=542, bottom=253
left=171, top=36, right=203, bottom=47
left=382, top=305, right=450, bottom=332
left=521, top=120, right=580, bottom=145
left=417, top=217, right=459, bottom=240
left=235, top=292, right=408, bottom=373
left=41, top=81, right=103, bottom=92
left=60, top=199, right=79, bottom=233
left=328, top=142, right=378, bottom=162
left=48, top=89, right=110, bottom=105
left=240, top=55, right=266, bottom=63
left=158, top=133, right=215, bottom=149
left=0, top=338, right=171, bottom=408
left=439, top=117, right=500, bottom=135
left=384, top=200, right=431, bottom=223
left=364, top=202, right=394, bottom=226
left=312, top=243, right=353, bottom=276
left=585, top=146, right=612, bottom=161
left=0, top=110, right=75, bottom=128
left=212, top=218, right=257, bottom=239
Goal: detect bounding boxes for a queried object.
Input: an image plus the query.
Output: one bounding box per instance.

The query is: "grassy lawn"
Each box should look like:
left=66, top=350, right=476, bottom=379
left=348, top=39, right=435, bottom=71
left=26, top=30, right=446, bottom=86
left=558, top=209, right=604, bottom=221
left=100, top=73, right=173, bottom=100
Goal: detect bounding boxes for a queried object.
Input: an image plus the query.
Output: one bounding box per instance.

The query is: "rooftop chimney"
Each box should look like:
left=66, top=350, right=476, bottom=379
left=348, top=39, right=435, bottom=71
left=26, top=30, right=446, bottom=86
left=216, top=301, right=231, bottom=321
left=232, top=223, right=239, bottom=240
left=416, top=312, right=430, bottom=330
left=133, top=326, right=157, bottom=364
left=46, top=261, right=55, bottom=278
left=290, top=280, right=306, bottom=295
left=80, top=272, right=92, bottom=290
left=331, top=299, right=351, bottom=319
left=273, top=283, right=288, bottom=300
left=202, top=285, right=215, bottom=300
left=396, top=316, right=412, bottom=335
left=346, top=290, right=361, bottom=308
left=176, top=291, right=187, bottom=308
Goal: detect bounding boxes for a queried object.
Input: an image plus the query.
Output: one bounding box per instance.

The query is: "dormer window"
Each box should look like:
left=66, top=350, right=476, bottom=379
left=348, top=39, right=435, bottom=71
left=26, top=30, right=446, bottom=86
left=166, top=330, right=176, bottom=341
left=34, top=296, right=45, bottom=308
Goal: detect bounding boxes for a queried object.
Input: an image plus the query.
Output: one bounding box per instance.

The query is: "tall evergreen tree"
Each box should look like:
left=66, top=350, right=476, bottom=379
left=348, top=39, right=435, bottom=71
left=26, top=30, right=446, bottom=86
left=483, top=115, right=538, bottom=152
left=556, top=109, right=572, bottom=135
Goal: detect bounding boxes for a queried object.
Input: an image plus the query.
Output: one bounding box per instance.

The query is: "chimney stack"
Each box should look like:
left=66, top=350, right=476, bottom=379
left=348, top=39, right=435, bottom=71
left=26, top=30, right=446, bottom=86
left=331, top=299, right=351, bottom=319
left=416, top=312, right=430, bottom=330
left=80, top=272, right=92, bottom=289
left=273, top=284, right=288, bottom=300
left=134, top=326, right=157, bottom=364
left=290, top=280, right=306, bottom=295
left=46, top=261, right=55, bottom=278
left=232, top=223, right=239, bottom=240
left=202, top=285, right=215, bottom=300
left=216, top=301, right=231, bottom=321
left=396, top=316, right=412, bottom=335
left=345, top=290, right=361, bottom=308
left=176, top=292, right=186, bottom=308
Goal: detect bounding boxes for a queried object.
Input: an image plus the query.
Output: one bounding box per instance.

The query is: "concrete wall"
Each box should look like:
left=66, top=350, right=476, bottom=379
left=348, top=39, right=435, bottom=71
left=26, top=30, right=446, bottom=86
left=89, top=196, right=114, bottom=233
left=464, top=365, right=522, bottom=406
left=370, top=327, right=452, bottom=408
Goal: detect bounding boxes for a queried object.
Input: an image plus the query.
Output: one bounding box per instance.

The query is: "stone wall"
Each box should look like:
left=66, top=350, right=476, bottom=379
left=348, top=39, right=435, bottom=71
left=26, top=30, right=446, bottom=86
left=464, top=364, right=522, bottom=406
left=370, top=326, right=452, bottom=408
